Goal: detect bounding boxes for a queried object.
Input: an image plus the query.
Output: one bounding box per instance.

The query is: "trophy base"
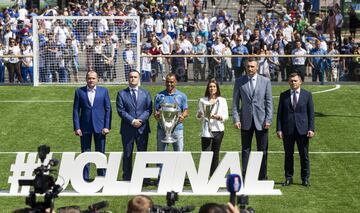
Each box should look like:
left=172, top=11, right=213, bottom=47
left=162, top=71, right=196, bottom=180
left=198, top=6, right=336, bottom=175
left=161, top=137, right=176, bottom=144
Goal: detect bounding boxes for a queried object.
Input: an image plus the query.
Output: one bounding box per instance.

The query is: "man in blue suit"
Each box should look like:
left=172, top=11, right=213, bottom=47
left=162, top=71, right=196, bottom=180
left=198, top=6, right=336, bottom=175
left=116, top=70, right=152, bottom=181
left=277, top=73, right=315, bottom=187
left=73, top=71, right=112, bottom=181
left=232, top=57, right=273, bottom=180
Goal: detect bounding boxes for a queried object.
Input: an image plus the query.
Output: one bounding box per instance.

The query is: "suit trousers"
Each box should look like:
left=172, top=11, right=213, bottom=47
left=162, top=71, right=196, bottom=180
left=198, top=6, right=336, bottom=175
left=121, top=132, right=149, bottom=180
left=241, top=120, right=268, bottom=180
left=283, top=129, right=310, bottom=181
left=80, top=132, right=106, bottom=181
left=201, top=131, right=224, bottom=176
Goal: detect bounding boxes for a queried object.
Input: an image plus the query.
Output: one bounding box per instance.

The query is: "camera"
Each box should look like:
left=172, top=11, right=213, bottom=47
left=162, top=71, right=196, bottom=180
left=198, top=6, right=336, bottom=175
left=237, top=195, right=255, bottom=213
left=58, top=201, right=109, bottom=213
left=18, top=145, right=63, bottom=213
left=152, top=191, right=195, bottom=213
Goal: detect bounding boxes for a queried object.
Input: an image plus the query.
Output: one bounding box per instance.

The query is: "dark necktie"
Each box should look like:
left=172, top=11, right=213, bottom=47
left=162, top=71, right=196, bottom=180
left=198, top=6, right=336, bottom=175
left=131, top=89, right=137, bottom=106
left=293, top=91, right=298, bottom=109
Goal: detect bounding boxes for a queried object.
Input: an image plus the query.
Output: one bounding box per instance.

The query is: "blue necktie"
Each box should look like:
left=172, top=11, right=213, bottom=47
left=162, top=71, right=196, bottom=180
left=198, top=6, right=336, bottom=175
left=131, top=89, right=137, bottom=106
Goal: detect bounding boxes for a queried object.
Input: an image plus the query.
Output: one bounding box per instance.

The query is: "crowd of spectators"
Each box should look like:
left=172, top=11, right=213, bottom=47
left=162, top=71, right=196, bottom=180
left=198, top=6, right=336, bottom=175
left=0, top=0, right=360, bottom=84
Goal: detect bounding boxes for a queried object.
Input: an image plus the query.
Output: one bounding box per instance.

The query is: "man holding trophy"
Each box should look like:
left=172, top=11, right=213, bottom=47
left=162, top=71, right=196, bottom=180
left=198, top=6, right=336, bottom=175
left=196, top=79, right=229, bottom=176
left=154, top=73, right=189, bottom=151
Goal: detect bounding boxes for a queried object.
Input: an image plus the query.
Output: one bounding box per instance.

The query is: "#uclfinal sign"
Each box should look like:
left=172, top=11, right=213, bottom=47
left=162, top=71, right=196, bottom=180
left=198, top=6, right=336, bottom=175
left=5, top=152, right=281, bottom=196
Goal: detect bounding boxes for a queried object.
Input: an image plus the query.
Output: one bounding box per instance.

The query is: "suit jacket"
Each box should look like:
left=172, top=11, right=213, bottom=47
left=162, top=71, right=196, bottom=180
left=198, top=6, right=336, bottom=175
left=116, top=87, right=152, bottom=135
left=73, top=86, right=112, bottom=134
left=232, top=74, right=273, bottom=131
left=276, top=88, right=315, bottom=135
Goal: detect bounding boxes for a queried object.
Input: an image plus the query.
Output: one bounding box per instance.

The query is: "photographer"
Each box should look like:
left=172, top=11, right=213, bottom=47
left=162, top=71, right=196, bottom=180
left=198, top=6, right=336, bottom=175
left=127, top=195, right=153, bottom=213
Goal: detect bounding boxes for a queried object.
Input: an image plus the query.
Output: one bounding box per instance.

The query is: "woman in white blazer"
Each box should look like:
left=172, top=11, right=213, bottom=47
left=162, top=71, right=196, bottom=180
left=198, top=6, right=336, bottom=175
left=197, top=78, right=229, bottom=175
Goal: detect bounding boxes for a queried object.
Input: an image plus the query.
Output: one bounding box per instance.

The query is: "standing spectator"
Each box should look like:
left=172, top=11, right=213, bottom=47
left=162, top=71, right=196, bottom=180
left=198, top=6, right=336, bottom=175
left=116, top=70, right=152, bottom=181
left=123, top=40, right=135, bottom=81
left=0, top=42, right=4, bottom=83
left=171, top=42, right=187, bottom=82
left=325, top=8, right=336, bottom=42
left=309, top=39, right=327, bottom=84
left=149, top=40, right=162, bottom=82
left=196, top=79, right=229, bottom=175
left=154, top=73, right=189, bottom=152
left=277, top=72, right=315, bottom=187
left=193, top=36, right=207, bottom=81
left=63, top=38, right=78, bottom=83
left=141, top=48, right=152, bottom=82
left=197, top=13, right=210, bottom=41
left=327, top=41, right=340, bottom=82
left=103, top=35, right=115, bottom=81
left=348, top=6, right=358, bottom=39
left=94, top=38, right=104, bottom=80
left=222, top=39, right=233, bottom=82
left=211, top=37, right=225, bottom=81
left=193, top=0, right=202, bottom=20
left=175, top=13, right=185, bottom=38
left=45, top=32, right=58, bottom=82
left=144, top=13, right=155, bottom=38
left=334, top=6, right=343, bottom=46
left=211, top=0, right=216, bottom=7
left=268, top=42, right=281, bottom=81
left=202, top=0, right=208, bottom=11
left=5, top=38, right=23, bottom=83
left=291, top=40, right=307, bottom=81
left=21, top=42, right=33, bottom=83
left=154, top=14, right=163, bottom=37
left=84, top=26, right=96, bottom=69
left=232, top=58, right=273, bottom=180
left=273, top=31, right=288, bottom=81
left=73, top=71, right=112, bottom=182
left=231, top=37, right=249, bottom=79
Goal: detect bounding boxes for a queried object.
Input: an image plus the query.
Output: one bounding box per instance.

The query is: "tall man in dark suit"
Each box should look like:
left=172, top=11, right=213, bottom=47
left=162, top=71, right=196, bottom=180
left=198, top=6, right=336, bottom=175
left=73, top=71, right=112, bottom=181
left=277, top=73, right=315, bottom=187
left=232, top=57, right=273, bottom=180
left=116, top=70, right=152, bottom=181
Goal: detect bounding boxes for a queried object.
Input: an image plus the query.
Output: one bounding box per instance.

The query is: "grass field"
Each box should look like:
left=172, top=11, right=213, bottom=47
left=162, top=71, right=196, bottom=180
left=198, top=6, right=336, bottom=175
left=0, top=84, right=360, bottom=212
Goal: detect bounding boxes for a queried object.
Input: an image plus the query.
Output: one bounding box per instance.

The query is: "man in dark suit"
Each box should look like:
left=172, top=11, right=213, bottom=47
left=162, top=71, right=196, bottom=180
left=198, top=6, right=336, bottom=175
left=277, top=72, right=315, bottom=187
left=73, top=71, right=112, bottom=181
left=232, top=57, right=273, bottom=180
left=116, top=70, right=152, bottom=181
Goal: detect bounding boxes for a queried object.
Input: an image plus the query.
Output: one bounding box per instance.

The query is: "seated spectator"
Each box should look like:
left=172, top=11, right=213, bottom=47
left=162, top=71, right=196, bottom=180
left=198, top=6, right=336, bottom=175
left=127, top=195, right=153, bottom=213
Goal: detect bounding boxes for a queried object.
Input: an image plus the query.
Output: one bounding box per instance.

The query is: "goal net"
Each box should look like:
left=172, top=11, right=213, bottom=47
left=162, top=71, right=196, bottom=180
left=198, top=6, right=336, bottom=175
left=32, top=16, right=140, bottom=86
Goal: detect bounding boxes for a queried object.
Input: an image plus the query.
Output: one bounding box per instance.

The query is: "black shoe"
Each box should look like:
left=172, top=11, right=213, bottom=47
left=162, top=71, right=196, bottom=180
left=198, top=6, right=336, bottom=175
left=302, top=179, right=310, bottom=187
left=282, top=178, right=293, bottom=186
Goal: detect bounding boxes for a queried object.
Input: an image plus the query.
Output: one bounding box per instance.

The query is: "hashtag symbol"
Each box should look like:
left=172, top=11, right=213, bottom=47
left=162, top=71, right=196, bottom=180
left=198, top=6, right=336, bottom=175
left=8, top=152, right=52, bottom=195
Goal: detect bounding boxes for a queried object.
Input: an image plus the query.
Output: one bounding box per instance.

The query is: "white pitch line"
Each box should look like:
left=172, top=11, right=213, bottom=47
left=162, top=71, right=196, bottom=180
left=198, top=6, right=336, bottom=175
left=0, top=85, right=341, bottom=103
left=0, top=151, right=359, bottom=154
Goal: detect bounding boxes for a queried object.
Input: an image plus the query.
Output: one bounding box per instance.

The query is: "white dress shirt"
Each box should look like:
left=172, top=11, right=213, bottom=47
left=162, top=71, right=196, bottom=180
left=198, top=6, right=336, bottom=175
left=87, top=86, right=97, bottom=106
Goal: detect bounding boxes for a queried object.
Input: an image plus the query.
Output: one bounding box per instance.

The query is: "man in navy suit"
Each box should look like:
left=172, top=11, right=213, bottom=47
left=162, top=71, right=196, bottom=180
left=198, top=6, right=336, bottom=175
left=116, top=70, right=152, bottom=181
left=277, top=72, right=315, bottom=187
left=73, top=71, right=112, bottom=181
left=232, top=57, right=273, bottom=180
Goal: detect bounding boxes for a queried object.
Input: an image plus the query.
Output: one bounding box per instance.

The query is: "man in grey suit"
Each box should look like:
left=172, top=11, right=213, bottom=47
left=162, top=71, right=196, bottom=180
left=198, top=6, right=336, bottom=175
left=232, top=57, right=273, bottom=180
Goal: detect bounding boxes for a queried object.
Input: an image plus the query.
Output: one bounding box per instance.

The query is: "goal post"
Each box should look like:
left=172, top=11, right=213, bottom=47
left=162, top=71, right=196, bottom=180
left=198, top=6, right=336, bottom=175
left=32, top=15, right=140, bottom=86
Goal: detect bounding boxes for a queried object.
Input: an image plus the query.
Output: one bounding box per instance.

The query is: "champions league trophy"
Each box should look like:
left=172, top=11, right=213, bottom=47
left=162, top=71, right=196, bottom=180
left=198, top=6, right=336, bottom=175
left=158, top=95, right=181, bottom=143
left=199, top=99, right=218, bottom=138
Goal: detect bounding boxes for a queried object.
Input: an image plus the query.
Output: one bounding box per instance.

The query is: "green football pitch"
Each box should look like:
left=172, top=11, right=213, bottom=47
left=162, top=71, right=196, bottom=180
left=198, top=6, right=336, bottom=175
left=0, top=84, right=359, bottom=212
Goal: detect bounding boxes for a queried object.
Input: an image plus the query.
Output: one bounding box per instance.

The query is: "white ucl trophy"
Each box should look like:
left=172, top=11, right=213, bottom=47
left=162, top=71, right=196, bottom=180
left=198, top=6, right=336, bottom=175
left=199, top=99, right=218, bottom=138
left=159, top=96, right=181, bottom=143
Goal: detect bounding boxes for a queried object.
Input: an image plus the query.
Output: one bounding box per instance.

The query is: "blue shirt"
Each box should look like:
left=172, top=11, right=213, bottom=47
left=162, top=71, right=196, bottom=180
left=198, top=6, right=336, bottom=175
left=154, top=89, right=188, bottom=130
left=231, top=45, right=249, bottom=68
left=310, top=48, right=327, bottom=69
left=193, top=43, right=206, bottom=64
